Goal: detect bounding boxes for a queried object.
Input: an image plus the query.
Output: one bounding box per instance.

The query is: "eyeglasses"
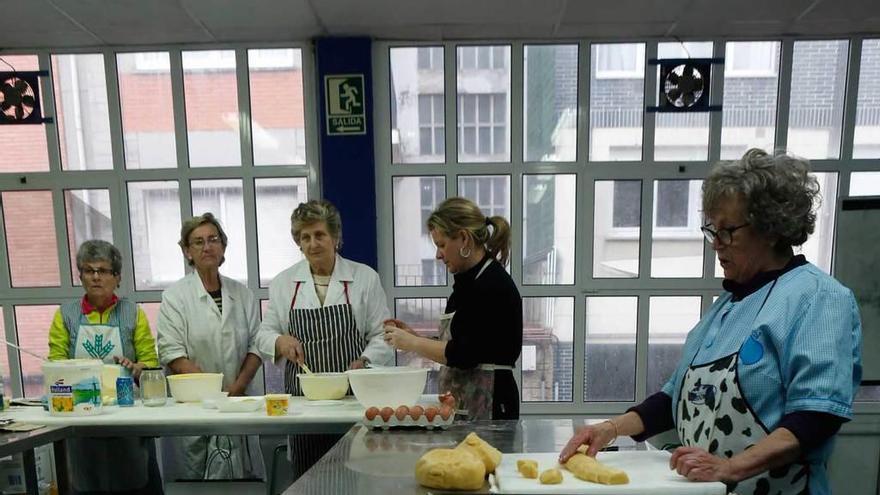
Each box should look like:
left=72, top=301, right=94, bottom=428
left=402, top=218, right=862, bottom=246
left=189, top=235, right=222, bottom=249
left=700, top=223, right=750, bottom=246
left=80, top=267, right=116, bottom=278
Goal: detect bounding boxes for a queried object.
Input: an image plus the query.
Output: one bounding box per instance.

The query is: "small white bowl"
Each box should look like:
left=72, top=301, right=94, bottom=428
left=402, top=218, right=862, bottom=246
left=298, top=372, right=349, bottom=400
left=167, top=373, right=223, bottom=403
left=217, top=397, right=264, bottom=413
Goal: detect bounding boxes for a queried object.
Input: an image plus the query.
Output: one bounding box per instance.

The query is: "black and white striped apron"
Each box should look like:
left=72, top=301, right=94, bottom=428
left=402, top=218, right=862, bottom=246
left=286, top=280, right=365, bottom=479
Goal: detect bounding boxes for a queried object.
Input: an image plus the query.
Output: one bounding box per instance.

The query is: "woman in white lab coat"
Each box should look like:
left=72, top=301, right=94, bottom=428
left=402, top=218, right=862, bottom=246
left=157, top=213, right=264, bottom=480
left=253, top=199, right=394, bottom=479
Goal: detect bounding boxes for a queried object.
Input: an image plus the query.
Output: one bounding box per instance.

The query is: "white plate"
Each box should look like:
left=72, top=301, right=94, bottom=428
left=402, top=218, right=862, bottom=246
left=217, top=397, right=264, bottom=413
left=301, top=400, right=347, bottom=407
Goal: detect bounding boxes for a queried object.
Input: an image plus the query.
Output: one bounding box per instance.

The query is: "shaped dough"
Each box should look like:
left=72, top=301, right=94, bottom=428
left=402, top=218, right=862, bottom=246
left=456, top=432, right=503, bottom=473
left=539, top=468, right=563, bottom=484
left=516, top=459, right=538, bottom=479
left=564, top=453, right=629, bottom=485
left=415, top=448, right=485, bottom=490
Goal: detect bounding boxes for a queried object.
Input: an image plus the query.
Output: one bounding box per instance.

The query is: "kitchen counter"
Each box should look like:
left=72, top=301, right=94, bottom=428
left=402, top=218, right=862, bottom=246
left=284, top=418, right=646, bottom=494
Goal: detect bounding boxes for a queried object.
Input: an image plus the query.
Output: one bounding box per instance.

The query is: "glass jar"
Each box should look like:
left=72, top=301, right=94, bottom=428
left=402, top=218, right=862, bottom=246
left=140, top=367, right=167, bottom=407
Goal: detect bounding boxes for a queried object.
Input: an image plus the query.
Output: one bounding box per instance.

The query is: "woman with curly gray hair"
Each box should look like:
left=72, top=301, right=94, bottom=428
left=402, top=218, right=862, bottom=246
left=561, top=149, right=862, bottom=495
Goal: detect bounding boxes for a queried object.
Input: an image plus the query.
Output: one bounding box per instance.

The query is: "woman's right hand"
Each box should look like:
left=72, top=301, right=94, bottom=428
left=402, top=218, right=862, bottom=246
left=558, top=420, right=618, bottom=462
left=383, top=318, right=417, bottom=336
left=275, top=335, right=304, bottom=364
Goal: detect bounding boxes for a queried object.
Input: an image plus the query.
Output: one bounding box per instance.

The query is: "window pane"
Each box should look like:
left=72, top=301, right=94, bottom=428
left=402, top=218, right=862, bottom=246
left=255, top=178, right=308, bottom=286
left=854, top=39, right=880, bottom=159
left=117, top=52, right=177, bottom=169
left=182, top=50, right=241, bottom=167
left=51, top=54, right=113, bottom=171
left=457, top=45, right=510, bottom=163
left=590, top=43, right=644, bottom=161
left=849, top=171, right=880, bottom=196
left=395, top=298, right=445, bottom=393
left=127, top=181, right=183, bottom=290
left=458, top=175, right=510, bottom=221
left=0, top=308, right=10, bottom=394
left=260, top=300, right=285, bottom=393
left=523, top=175, right=576, bottom=284
left=393, top=176, right=446, bottom=286
left=795, top=172, right=837, bottom=273
left=648, top=296, right=701, bottom=395
left=64, top=189, right=113, bottom=286
left=191, top=179, right=246, bottom=284
left=585, top=297, right=636, bottom=401
left=594, top=180, right=641, bottom=278
left=249, top=48, right=306, bottom=166
left=390, top=47, right=445, bottom=164
left=651, top=180, right=703, bottom=278
left=15, top=305, right=59, bottom=397
left=788, top=40, right=849, bottom=159
left=2, top=191, right=60, bottom=287
left=655, top=42, right=713, bottom=161
left=522, top=297, right=573, bottom=402
left=721, top=42, right=780, bottom=159
left=139, top=302, right=161, bottom=340
left=0, top=55, right=49, bottom=172
left=524, top=45, right=578, bottom=162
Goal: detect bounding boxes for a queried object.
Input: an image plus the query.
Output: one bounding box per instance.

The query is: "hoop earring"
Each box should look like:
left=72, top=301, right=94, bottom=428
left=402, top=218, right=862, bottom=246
left=459, top=246, right=472, bottom=258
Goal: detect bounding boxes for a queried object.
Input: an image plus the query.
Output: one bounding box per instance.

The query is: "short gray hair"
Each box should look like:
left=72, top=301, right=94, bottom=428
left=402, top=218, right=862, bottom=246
left=702, top=148, right=820, bottom=250
left=76, top=240, right=122, bottom=275
left=178, top=212, right=228, bottom=266
left=290, top=199, right=343, bottom=247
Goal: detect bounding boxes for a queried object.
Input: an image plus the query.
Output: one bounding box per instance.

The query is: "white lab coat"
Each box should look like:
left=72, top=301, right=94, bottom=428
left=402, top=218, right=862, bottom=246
left=254, top=255, right=394, bottom=367
left=157, top=271, right=264, bottom=479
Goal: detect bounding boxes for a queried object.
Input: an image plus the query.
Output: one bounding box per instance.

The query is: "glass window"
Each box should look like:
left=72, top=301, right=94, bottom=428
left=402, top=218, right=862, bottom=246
left=249, top=48, right=306, bottom=166
left=594, top=180, right=641, bottom=278
left=849, top=172, right=880, bottom=196
left=2, top=191, right=61, bottom=287
left=590, top=43, right=645, bottom=161
left=457, top=45, right=510, bottom=163
left=391, top=47, right=445, bottom=164
left=393, top=176, right=446, bottom=286
left=260, top=300, right=285, bottom=393
left=51, top=54, right=113, bottom=171
left=191, top=179, right=247, bottom=283
left=15, top=305, right=59, bottom=397
left=458, top=175, right=510, bottom=220
left=395, top=298, right=445, bottom=393
left=854, top=39, right=880, bottom=159
left=64, top=189, right=113, bottom=285
left=651, top=180, right=704, bottom=278
left=647, top=296, right=701, bottom=395
left=0, top=55, right=49, bottom=172
left=796, top=172, right=838, bottom=273
left=523, top=44, right=578, bottom=162
left=255, top=178, right=308, bottom=287
left=0, top=308, right=11, bottom=394
left=654, top=43, right=713, bottom=162
left=127, top=181, right=183, bottom=290
left=117, top=52, right=177, bottom=169
left=139, top=302, right=161, bottom=340
left=522, top=297, right=573, bottom=402
left=585, top=297, right=637, bottom=401
left=721, top=42, right=781, bottom=159
left=182, top=50, right=241, bottom=167
left=787, top=40, right=849, bottom=160
left=523, top=175, right=576, bottom=285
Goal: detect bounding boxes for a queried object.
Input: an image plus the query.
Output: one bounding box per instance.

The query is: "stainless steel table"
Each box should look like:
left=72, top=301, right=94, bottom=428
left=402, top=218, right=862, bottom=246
left=284, top=418, right=642, bottom=494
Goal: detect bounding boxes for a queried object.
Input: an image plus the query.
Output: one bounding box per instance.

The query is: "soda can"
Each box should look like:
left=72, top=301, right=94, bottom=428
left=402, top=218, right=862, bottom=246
left=116, top=376, right=135, bottom=407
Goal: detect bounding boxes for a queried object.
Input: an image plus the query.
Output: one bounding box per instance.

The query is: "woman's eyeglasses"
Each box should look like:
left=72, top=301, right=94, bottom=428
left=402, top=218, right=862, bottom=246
left=700, top=223, right=750, bottom=245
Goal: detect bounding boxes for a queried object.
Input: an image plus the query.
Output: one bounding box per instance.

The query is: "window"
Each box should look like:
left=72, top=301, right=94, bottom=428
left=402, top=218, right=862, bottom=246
left=654, top=42, right=713, bottom=162
left=523, top=44, right=578, bottom=162
left=191, top=179, right=247, bottom=283
left=595, top=44, right=645, bottom=79
left=255, top=178, right=308, bottom=287
left=458, top=94, right=508, bottom=159
left=127, top=181, right=183, bottom=290
left=418, top=94, right=444, bottom=157
left=651, top=180, right=704, bottom=278
left=726, top=42, right=779, bottom=77
left=612, top=181, right=641, bottom=228
left=458, top=46, right=507, bottom=70
left=457, top=45, right=510, bottom=163
left=393, top=177, right=446, bottom=287
left=647, top=296, right=702, bottom=395
left=854, top=39, right=880, bottom=159
left=420, top=177, right=445, bottom=234
left=391, top=47, right=445, bottom=164
left=2, top=191, right=61, bottom=288
left=585, top=297, right=637, bottom=401
left=458, top=176, right=509, bottom=219
left=522, top=297, right=573, bottom=402
left=417, top=47, right=443, bottom=71
left=589, top=43, right=645, bottom=161
left=420, top=259, right=444, bottom=286
left=395, top=299, right=445, bottom=393
left=249, top=48, right=306, bottom=166
left=523, top=175, right=577, bottom=285
left=64, top=189, right=113, bottom=285
left=721, top=42, right=781, bottom=159
left=117, top=52, right=177, bottom=169
left=182, top=50, right=242, bottom=167
left=594, top=180, right=642, bottom=278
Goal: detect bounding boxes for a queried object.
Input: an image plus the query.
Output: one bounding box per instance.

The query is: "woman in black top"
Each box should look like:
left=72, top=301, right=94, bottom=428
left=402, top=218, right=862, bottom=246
left=384, top=197, right=523, bottom=420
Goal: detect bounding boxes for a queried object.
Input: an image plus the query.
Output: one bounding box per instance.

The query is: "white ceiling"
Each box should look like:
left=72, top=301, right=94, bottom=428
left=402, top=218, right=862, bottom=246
left=2, top=0, right=880, bottom=50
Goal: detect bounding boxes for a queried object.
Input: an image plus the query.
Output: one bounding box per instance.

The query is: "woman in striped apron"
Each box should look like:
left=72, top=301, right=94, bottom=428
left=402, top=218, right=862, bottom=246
left=253, top=200, right=394, bottom=480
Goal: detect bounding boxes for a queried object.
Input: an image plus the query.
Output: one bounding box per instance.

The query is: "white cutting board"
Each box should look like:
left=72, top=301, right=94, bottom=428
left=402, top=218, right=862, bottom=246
left=491, top=451, right=726, bottom=495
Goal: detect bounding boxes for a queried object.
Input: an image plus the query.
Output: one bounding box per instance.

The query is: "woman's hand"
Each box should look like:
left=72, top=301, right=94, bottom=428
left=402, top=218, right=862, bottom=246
left=114, top=356, right=146, bottom=381
left=383, top=319, right=418, bottom=336
left=558, top=421, right=618, bottom=462
left=669, top=446, right=736, bottom=482
left=384, top=325, right=417, bottom=352
left=275, top=335, right=304, bottom=364
left=225, top=382, right=247, bottom=397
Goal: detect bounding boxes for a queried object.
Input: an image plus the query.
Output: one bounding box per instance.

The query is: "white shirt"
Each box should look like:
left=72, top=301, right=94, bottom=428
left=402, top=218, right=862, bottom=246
left=157, top=272, right=263, bottom=395
left=254, top=255, right=394, bottom=366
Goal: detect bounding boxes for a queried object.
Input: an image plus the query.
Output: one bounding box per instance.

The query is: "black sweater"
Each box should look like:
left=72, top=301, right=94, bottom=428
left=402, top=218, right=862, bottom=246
left=443, top=255, right=523, bottom=368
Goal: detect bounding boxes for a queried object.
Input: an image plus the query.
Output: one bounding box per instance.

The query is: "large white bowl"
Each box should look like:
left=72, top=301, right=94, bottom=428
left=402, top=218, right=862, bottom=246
left=346, top=367, right=427, bottom=408
left=167, top=373, right=223, bottom=403
left=298, top=372, right=349, bottom=400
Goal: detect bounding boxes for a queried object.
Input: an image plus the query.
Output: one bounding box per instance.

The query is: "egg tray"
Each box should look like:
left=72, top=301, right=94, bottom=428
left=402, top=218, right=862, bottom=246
left=362, top=404, right=455, bottom=430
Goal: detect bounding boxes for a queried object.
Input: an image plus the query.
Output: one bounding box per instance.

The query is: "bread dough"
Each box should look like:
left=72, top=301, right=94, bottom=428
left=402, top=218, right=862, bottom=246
left=539, top=468, right=563, bottom=484
left=564, top=453, right=629, bottom=485
left=456, top=432, right=503, bottom=473
left=415, top=448, right=485, bottom=490
left=516, top=459, right=538, bottom=479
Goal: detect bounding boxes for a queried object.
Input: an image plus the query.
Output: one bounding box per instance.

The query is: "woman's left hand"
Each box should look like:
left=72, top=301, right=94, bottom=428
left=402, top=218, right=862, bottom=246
left=669, top=446, right=736, bottom=482
left=384, top=325, right=415, bottom=351
left=114, top=356, right=146, bottom=381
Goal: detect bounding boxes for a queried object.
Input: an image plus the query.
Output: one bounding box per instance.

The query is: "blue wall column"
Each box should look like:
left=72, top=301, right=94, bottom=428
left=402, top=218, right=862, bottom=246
left=315, top=37, right=378, bottom=269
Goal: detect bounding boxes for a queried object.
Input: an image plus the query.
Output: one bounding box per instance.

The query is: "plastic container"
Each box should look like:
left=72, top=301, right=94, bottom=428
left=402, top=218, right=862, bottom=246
left=346, top=367, right=427, bottom=409
left=297, top=372, right=349, bottom=400
left=43, top=359, right=103, bottom=416
left=265, top=394, right=291, bottom=416
left=166, top=373, right=223, bottom=402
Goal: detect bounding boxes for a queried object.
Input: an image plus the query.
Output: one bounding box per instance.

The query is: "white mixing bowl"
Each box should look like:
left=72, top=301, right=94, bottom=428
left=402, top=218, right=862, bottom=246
left=297, top=372, right=349, bottom=400
left=166, top=373, right=223, bottom=403
left=346, top=367, right=428, bottom=408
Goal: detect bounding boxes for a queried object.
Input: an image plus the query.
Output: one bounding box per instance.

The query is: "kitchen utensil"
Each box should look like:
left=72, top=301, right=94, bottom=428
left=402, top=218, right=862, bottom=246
left=297, top=372, right=348, bottom=400
left=166, top=373, right=223, bottom=402
left=346, top=367, right=427, bottom=409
